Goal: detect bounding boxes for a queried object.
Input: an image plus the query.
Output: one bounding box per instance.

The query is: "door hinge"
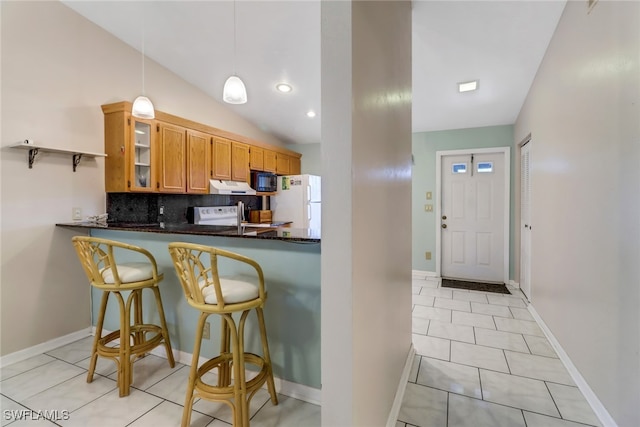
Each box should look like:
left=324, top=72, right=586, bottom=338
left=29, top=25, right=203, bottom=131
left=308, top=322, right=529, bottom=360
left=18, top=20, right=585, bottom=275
left=157, top=125, right=160, bottom=132
left=127, top=118, right=131, bottom=126
left=127, top=180, right=131, bottom=188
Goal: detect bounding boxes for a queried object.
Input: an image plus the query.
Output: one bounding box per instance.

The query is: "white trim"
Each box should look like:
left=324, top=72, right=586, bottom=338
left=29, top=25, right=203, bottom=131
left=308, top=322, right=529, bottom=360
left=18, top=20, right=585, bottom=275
left=0, top=328, right=92, bottom=368
left=386, top=344, right=415, bottom=427
left=528, top=305, right=617, bottom=427
left=435, top=147, right=510, bottom=284
left=508, top=280, right=520, bottom=289
left=412, top=270, right=437, bottom=279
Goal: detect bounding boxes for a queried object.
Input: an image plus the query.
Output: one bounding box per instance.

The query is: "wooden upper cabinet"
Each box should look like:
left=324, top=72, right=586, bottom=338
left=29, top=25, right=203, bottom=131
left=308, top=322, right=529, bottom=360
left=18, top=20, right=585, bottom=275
left=102, top=102, right=302, bottom=193
left=290, top=156, right=301, bottom=175
left=249, top=146, right=264, bottom=171
left=263, top=150, right=277, bottom=173
left=276, top=153, right=290, bottom=175
left=157, top=123, right=186, bottom=193
left=186, top=130, right=212, bottom=194
left=103, top=109, right=156, bottom=193
left=231, top=141, right=250, bottom=182
left=212, top=137, right=232, bottom=180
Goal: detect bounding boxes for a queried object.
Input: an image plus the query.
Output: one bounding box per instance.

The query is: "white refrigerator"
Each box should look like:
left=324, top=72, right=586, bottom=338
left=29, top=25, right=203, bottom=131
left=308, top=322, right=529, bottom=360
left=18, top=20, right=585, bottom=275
left=272, top=174, right=321, bottom=229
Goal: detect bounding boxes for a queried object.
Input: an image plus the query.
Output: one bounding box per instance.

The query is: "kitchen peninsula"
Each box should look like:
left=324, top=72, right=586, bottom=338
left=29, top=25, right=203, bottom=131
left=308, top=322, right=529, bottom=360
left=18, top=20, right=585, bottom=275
left=58, top=221, right=322, bottom=400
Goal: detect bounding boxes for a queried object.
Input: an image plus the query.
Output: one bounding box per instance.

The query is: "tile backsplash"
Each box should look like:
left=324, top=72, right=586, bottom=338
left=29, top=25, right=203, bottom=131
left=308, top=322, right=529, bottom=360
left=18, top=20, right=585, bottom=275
left=106, top=193, right=263, bottom=224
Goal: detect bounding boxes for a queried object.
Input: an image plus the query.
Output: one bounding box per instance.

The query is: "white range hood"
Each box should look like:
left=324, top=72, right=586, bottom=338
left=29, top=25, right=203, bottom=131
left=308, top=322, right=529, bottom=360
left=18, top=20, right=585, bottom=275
left=209, top=179, right=257, bottom=195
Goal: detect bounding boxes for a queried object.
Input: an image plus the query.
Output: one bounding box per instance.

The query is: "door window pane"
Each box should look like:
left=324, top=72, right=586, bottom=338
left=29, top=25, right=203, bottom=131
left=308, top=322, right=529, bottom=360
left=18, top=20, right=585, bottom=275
left=452, top=163, right=467, bottom=174
left=477, top=162, right=493, bottom=173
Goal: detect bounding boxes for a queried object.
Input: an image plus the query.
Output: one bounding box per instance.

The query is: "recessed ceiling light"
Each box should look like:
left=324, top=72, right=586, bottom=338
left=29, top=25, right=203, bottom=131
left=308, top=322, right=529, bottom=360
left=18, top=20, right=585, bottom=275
left=276, top=83, right=292, bottom=93
left=306, top=110, right=316, bottom=118
left=458, top=80, right=479, bottom=92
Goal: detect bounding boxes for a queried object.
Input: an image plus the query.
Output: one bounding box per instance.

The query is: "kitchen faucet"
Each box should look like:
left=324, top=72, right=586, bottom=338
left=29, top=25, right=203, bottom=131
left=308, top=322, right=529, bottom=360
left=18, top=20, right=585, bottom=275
left=237, top=201, right=244, bottom=234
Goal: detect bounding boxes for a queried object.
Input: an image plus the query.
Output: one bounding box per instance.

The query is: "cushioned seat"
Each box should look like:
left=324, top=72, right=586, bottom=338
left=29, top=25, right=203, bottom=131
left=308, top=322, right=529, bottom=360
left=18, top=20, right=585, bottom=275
left=72, top=236, right=175, bottom=397
left=168, top=243, right=278, bottom=427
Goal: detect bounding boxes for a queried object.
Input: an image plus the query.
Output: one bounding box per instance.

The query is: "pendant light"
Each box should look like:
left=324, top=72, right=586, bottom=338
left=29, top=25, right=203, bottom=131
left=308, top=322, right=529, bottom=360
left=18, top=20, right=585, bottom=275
left=223, top=0, right=247, bottom=104
left=132, top=11, right=155, bottom=119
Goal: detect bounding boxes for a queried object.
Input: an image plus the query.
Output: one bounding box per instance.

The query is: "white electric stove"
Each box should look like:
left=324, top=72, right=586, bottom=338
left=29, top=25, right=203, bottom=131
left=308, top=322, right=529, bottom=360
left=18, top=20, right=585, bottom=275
left=190, top=206, right=238, bottom=226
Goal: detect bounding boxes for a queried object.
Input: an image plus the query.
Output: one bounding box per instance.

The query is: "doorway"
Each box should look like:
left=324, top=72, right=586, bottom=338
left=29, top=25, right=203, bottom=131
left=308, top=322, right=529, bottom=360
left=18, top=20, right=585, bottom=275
left=520, top=138, right=532, bottom=300
left=436, top=148, right=510, bottom=283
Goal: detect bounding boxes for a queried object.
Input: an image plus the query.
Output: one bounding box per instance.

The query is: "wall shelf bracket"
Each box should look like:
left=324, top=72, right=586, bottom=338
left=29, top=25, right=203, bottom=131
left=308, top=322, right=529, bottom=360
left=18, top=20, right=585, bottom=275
left=28, top=148, right=39, bottom=169
left=72, top=153, right=83, bottom=172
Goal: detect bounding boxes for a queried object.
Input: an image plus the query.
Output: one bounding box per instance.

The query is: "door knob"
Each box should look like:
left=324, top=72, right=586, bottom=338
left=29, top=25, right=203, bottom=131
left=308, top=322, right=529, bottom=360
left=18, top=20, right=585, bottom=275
left=442, top=215, right=447, bottom=220
left=442, top=224, right=447, bottom=229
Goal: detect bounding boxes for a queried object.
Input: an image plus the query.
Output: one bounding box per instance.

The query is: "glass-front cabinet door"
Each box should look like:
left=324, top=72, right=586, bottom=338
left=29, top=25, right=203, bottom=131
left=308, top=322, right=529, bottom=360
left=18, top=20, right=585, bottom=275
left=130, top=119, right=154, bottom=191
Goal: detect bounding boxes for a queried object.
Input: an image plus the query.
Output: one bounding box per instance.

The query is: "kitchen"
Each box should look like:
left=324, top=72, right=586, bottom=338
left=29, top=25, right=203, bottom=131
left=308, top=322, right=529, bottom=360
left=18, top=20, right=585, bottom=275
left=51, top=100, right=324, bottom=401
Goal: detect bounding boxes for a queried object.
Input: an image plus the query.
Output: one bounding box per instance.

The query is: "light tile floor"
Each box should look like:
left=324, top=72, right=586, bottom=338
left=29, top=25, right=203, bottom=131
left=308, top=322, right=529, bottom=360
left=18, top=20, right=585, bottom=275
left=0, top=277, right=601, bottom=427
left=0, top=336, right=319, bottom=427
left=397, top=276, right=602, bottom=427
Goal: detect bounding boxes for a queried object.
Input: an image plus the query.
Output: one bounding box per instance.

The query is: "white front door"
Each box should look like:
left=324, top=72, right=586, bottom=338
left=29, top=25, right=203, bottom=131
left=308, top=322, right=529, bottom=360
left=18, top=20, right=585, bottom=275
left=520, top=141, right=532, bottom=299
left=440, top=150, right=507, bottom=283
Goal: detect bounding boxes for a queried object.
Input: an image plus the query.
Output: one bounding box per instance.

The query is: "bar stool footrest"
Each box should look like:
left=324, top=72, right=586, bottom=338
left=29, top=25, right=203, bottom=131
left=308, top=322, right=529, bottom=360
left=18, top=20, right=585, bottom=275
left=194, top=352, right=270, bottom=402
left=96, top=324, right=165, bottom=358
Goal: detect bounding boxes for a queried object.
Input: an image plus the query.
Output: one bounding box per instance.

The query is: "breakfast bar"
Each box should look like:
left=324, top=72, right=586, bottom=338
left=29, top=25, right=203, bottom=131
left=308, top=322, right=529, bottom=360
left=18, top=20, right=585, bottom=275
left=58, top=222, right=322, bottom=398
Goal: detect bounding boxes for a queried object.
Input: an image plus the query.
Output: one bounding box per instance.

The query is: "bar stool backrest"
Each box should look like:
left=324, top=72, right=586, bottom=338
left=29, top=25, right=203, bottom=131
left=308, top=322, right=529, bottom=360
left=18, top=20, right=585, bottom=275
left=72, top=236, right=161, bottom=290
left=168, top=242, right=266, bottom=313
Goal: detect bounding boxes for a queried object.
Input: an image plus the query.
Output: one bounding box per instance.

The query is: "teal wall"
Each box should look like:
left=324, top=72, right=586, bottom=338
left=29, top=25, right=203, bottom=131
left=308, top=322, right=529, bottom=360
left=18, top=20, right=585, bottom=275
left=412, top=125, right=516, bottom=278
left=90, top=229, right=321, bottom=389
left=289, top=143, right=321, bottom=176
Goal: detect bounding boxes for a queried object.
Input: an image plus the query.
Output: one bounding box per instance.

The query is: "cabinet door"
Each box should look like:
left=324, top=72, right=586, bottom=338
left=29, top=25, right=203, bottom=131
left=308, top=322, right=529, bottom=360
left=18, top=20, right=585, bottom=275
left=290, top=156, right=301, bottom=175
left=157, top=123, right=186, bottom=193
left=129, top=118, right=155, bottom=192
left=231, top=141, right=250, bottom=182
left=212, top=137, right=232, bottom=180
left=276, top=153, right=290, bottom=175
left=249, top=146, right=264, bottom=171
left=186, top=130, right=211, bottom=194
left=263, top=150, right=277, bottom=173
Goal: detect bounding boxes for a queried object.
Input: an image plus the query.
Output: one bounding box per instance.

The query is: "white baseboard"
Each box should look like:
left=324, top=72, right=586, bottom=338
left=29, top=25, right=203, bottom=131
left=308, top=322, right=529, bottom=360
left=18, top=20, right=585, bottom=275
left=386, top=344, right=415, bottom=427
left=0, top=328, right=92, bottom=368
left=412, top=270, right=437, bottom=279
left=508, top=280, right=520, bottom=289
left=527, top=306, right=617, bottom=427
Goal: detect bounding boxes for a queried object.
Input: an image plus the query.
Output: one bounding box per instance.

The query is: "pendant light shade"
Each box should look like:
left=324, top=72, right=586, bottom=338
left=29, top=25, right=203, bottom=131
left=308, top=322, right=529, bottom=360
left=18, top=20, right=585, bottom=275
left=223, top=75, right=247, bottom=104
left=132, top=95, right=155, bottom=119
left=223, top=1, right=247, bottom=105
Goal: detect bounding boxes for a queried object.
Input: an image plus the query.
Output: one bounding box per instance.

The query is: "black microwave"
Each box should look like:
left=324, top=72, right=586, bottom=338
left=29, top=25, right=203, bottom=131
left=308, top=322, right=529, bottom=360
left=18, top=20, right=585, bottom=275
left=251, top=172, right=277, bottom=192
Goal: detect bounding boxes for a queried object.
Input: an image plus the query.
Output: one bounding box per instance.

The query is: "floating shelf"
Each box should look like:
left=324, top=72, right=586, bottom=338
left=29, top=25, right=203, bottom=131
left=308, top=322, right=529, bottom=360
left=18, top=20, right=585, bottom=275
left=10, top=141, right=107, bottom=172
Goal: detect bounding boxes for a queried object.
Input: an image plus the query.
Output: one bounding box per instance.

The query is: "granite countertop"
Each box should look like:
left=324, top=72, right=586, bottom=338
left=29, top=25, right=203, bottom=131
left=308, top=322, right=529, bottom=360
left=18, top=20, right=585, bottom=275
left=56, top=222, right=321, bottom=243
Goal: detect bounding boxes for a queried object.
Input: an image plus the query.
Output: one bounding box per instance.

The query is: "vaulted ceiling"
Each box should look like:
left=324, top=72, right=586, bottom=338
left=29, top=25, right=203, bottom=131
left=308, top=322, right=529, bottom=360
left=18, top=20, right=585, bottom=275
left=62, top=1, right=567, bottom=145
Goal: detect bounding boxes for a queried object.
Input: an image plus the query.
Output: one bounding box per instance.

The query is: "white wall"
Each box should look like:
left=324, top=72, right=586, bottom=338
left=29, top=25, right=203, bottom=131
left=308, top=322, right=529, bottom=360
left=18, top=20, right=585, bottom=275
left=0, top=1, right=285, bottom=356
left=514, top=1, right=640, bottom=425
left=321, top=2, right=413, bottom=425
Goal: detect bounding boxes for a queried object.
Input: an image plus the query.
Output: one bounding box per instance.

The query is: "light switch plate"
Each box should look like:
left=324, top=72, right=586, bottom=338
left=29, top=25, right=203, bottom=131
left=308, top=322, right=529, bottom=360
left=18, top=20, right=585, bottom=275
left=426, top=191, right=432, bottom=200
left=72, top=207, right=82, bottom=221
left=424, top=204, right=433, bottom=212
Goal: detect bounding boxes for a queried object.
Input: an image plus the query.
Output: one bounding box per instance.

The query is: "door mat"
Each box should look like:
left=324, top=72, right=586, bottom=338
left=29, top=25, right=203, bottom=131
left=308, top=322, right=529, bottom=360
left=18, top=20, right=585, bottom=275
left=442, top=278, right=511, bottom=294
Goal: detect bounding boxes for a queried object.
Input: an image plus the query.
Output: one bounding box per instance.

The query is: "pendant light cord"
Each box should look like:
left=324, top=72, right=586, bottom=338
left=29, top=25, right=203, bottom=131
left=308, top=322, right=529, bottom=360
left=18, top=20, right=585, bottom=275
left=233, top=0, right=237, bottom=74
left=141, top=14, right=146, bottom=95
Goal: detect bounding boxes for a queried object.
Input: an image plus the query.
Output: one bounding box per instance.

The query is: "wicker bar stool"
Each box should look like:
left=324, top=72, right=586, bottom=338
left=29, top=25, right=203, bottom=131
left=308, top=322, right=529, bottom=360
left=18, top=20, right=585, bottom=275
left=168, top=242, right=278, bottom=427
left=72, top=236, right=175, bottom=397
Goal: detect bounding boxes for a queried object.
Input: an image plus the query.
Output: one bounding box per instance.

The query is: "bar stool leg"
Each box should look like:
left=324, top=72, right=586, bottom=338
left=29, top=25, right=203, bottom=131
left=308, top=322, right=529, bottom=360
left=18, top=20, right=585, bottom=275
left=218, top=317, right=231, bottom=388
left=87, top=291, right=109, bottom=383
left=236, top=311, right=251, bottom=427
left=151, top=287, right=175, bottom=367
left=256, top=307, right=279, bottom=405
left=182, top=312, right=208, bottom=427
left=116, top=291, right=132, bottom=397
left=225, top=313, right=248, bottom=427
